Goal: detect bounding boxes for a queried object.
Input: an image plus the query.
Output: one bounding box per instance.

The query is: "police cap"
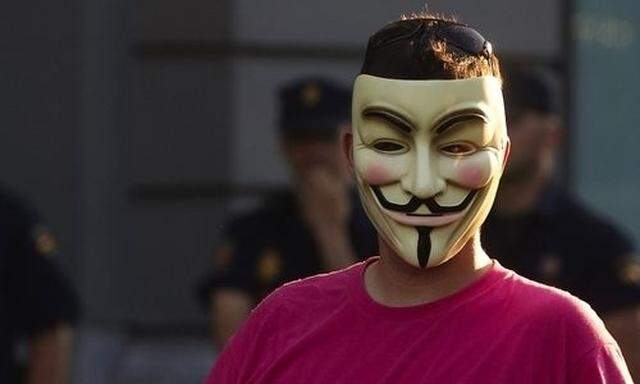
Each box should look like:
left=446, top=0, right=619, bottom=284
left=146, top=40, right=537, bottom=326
left=278, top=77, right=351, bottom=140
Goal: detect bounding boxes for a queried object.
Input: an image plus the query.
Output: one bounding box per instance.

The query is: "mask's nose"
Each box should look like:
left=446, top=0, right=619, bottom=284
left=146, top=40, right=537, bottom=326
left=401, top=145, right=446, bottom=200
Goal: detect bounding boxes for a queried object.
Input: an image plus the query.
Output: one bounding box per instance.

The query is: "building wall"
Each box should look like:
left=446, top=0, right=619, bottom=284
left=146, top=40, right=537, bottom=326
left=0, top=1, right=78, bottom=277
left=573, top=0, right=640, bottom=245
left=2, top=1, right=573, bottom=382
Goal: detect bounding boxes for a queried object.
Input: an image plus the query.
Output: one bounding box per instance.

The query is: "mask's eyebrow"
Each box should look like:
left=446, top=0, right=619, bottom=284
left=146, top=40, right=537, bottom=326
left=433, top=108, right=489, bottom=135
left=362, top=107, right=414, bottom=134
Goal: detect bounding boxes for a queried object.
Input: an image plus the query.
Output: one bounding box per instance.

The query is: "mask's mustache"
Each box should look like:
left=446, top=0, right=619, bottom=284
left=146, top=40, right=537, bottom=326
left=371, top=186, right=477, bottom=214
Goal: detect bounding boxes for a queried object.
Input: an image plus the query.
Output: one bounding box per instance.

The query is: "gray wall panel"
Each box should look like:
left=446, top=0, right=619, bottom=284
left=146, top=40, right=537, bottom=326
left=79, top=0, right=130, bottom=321
left=135, top=0, right=231, bottom=40
left=119, top=202, right=227, bottom=325
left=0, top=1, right=78, bottom=274
left=232, top=0, right=425, bottom=46
left=574, top=1, right=640, bottom=244
left=129, top=60, right=232, bottom=184
left=232, top=0, right=561, bottom=57
left=122, top=3, right=234, bottom=327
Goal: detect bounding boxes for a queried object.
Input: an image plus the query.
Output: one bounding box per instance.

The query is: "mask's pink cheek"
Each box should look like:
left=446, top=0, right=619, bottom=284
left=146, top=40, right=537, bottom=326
left=363, top=163, right=396, bottom=185
left=455, top=162, right=492, bottom=189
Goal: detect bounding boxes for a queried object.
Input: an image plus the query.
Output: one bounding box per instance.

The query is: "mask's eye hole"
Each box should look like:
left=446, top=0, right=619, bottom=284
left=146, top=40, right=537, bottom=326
left=439, top=142, right=477, bottom=156
left=372, top=140, right=407, bottom=153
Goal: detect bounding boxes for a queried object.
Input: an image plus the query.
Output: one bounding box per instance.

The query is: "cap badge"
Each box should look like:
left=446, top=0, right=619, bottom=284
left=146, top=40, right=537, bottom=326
left=301, top=83, right=322, bottom=107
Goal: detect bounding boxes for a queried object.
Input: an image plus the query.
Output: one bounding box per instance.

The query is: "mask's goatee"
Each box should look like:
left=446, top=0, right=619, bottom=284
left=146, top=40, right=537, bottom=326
left=416, top=227, right=433, bottom=268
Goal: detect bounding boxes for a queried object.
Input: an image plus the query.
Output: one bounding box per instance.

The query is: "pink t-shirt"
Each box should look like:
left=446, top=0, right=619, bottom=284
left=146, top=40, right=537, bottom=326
left=206, top=258, right=632, bottom=383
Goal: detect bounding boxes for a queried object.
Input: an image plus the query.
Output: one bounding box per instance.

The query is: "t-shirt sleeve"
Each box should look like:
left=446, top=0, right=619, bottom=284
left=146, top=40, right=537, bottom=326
left=570, top=343, right=634, bottom=384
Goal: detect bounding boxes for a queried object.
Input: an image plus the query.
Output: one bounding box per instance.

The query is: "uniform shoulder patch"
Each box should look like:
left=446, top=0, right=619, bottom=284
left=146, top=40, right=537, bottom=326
left=618, top=257, right=640, bottom=286
left=301, top=82, right=322, bottom=107
left=212, top=242, right=235, bottom=271
left=537, top=253, right=563, bottom=282
left=32, top=224, right=58, bottom=257
left=256, top=247, right=283, bottom=284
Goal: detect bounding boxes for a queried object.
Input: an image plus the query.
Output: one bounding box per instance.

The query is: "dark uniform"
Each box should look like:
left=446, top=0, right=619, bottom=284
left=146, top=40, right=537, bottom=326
left=201, top=190, right=377, bottom=302
left=199, top=77, right=378, bottom=305
left=482, top=184, right=640, bottom=315
left=0, top=185, right=79, bottom=382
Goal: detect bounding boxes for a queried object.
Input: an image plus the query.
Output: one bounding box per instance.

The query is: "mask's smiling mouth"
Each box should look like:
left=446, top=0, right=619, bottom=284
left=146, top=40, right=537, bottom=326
left=383, top=209, right=466, bottom=227
left=370, top=186, right=476, bottom=227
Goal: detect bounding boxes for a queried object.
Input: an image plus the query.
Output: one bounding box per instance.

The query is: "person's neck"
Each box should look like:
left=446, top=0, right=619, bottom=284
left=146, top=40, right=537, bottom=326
left=493, top=173, right=547, bottom=216
left=365, top=235, right=492, bottom=307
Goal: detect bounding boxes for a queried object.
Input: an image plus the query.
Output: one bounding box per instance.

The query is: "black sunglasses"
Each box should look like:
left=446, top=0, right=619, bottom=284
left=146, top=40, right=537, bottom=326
left=371, top=18, right=493, bottom=58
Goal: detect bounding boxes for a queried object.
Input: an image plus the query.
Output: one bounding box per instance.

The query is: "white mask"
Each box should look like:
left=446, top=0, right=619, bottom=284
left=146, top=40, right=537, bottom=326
left=352, top=74, right=509, bottom=268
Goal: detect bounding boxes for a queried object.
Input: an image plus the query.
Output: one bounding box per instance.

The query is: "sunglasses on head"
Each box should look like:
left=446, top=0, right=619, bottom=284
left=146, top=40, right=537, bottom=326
left=371, top=18, right=493, bottom=58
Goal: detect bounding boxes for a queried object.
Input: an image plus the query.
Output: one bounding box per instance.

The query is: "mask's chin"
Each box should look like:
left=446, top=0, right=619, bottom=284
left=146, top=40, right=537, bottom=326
left=388, top=208, right=472, bottom=269
left=364, top=184, right=479, bottom=269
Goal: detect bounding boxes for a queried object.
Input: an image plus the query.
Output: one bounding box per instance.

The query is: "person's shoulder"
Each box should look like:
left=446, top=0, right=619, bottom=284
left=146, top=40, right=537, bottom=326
left=213, top=261, right=365, bottom=382
left=271, top=261, right=361, bottom=301
left=503, top=268, right=613, bottom=343
left=505, top=268, right=593, bottom=312
left=284, top=260, right=362, bottom=290
left=226, top=261, right=363, bottom=348
left=253, top=261, right=364, bottom=316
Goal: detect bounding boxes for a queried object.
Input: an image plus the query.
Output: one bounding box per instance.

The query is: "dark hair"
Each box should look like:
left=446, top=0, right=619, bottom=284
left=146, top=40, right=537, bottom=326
left=360, top=12, right=502, bottom=81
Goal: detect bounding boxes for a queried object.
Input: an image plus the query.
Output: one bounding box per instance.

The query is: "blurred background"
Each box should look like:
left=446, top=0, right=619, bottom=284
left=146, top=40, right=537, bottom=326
left=1, top=0, right=638, bottom=383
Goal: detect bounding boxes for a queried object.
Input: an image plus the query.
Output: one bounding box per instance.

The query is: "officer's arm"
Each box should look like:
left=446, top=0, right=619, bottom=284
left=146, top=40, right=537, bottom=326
left=20, top=248, right=79, bottom=384
left=6, top=196, right=79, bottom=384
left=298, top=167, right=358, bottom=270
left=603, top=304, right=640, bottom=382
left=210, top=288, right=253, bottom=348
left=204, top=236, right=257, bottom=349
left=26, top=323, right=73, bottom=384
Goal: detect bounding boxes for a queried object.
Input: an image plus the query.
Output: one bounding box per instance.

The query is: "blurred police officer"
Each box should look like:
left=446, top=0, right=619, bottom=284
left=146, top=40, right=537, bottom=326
left=0, top=185, right=79, bottom=383
left=482, top=66, right=640, bottom=380
left=200, top=77, right=377, bottom=347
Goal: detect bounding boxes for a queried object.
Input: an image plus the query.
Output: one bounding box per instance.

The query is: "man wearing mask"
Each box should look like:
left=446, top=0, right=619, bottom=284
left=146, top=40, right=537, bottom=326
left=482, top=67, right=640, bottom=380
left=200, top=77, right=377, bottom=347
left=206, top=13, right=632, bottom=383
